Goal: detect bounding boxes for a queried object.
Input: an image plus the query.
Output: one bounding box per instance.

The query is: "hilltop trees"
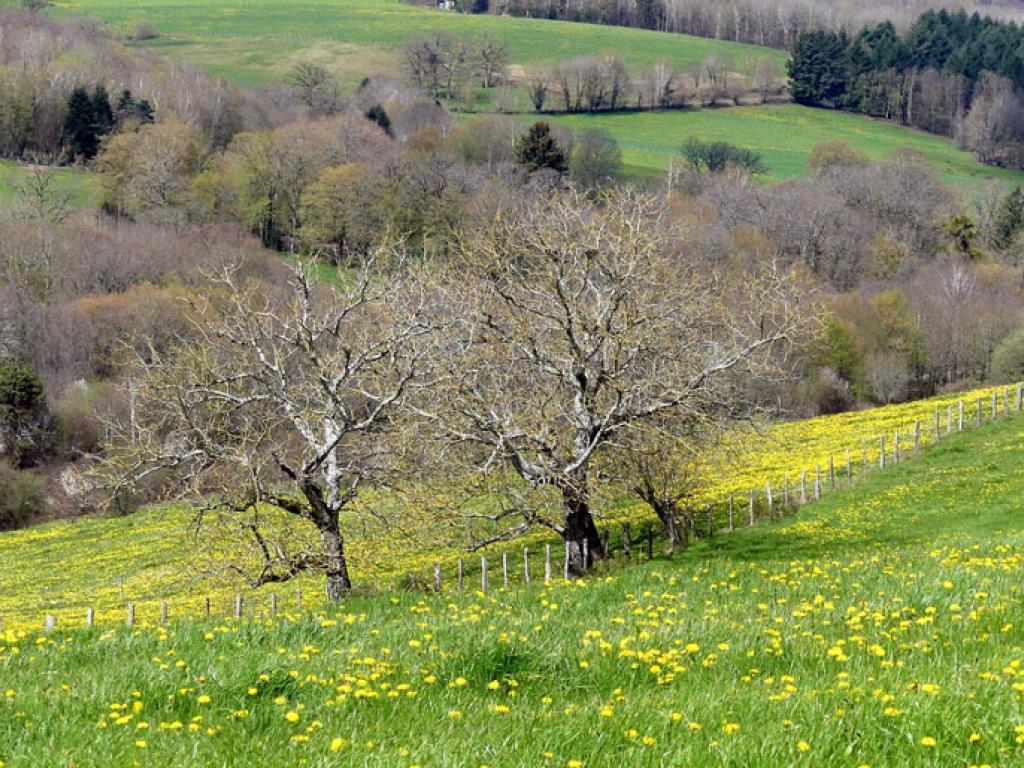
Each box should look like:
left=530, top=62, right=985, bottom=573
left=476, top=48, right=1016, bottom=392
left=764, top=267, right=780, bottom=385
left=788, top=31, right=848, bottom=107
left=430, top=189, right=810, bottom=575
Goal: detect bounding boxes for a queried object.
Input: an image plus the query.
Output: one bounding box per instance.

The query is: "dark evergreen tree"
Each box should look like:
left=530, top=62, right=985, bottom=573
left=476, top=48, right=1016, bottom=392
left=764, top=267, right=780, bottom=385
left=992, top=186, right=1024, bottom=251
left=365, top=103, right=392, bottom=137
left=62, top=86, right=100, bottom=160
left=115, top=89, right=155, bottom=128
left=788, top=31, right=848, bottom=107
left=91, top=85, right=114, bottom=135
left=514, top=121, right=567, bottom=173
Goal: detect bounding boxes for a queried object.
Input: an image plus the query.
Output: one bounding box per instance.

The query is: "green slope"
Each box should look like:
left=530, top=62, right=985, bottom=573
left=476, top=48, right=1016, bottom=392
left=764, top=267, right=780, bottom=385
left=2, top=402, right=1023, bottom=766
left=549, top=104, right=1024, bottom=188
left=46, top=0, right=784, bottom=85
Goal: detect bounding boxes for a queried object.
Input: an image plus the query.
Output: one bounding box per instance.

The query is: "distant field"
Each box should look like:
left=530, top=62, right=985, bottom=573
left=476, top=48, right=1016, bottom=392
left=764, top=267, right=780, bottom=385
left=549, top=104, right=1024, bottom=188
left=0, top=162, right=96, bottom=209
left=46, top=0, right=785, bottom=86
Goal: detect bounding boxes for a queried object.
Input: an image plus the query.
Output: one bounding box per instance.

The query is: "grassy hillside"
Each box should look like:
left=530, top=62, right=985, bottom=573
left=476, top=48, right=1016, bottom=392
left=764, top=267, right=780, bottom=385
left=2, top=398, right=1024, bottom=766
left=549, top=104, right=1024, bottom=187
left=0, top=162, right=96, bottom=209
left=46, top=0, right=784, bottom=86
left=0, top=384, right=1016, bottom=635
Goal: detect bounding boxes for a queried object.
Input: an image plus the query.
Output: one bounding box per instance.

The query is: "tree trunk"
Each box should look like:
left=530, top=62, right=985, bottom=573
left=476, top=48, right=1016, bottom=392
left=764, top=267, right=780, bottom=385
left=660, top=506, right=685, bottom=554
left=561, top=487, right=604, bottom=577
left=321, top=522, right=352, bottom=601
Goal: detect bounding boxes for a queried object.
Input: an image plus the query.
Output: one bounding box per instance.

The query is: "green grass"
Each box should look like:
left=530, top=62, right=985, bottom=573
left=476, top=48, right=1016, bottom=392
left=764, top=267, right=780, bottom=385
left=44, top=0, right=784, bottom=86
left=548, top=104, right=1024, bottom=188
left=2, top=407, right=1024, bottom=765
left=0, top=162, right=96, bottom=209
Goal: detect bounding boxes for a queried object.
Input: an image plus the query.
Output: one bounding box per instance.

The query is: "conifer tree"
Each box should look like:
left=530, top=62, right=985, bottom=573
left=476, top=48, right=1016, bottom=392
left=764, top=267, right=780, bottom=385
left=514, top=121, right=567, bottom=173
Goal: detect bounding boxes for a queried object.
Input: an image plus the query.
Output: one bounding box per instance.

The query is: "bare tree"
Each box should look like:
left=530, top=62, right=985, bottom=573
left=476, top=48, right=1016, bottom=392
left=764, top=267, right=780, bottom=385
left=429, top=188, right=811, bottom=576
left=471, top=33, right=509, bottom=89
left=95, top=253, right=433, bottom=600
left=287, top=62, right=342, bottom=116
left=8, top=167, right=72, bottom=224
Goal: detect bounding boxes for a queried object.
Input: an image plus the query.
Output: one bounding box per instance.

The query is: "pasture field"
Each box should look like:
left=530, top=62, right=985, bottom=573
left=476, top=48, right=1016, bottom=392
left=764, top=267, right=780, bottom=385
left=2, top=402, right=1024, bottom=765
left=0, top=162, right=96, bottom=210
left=0, top=384, right=1017, bottom=635
left=548, top=104, right=1024, bottom=188
left=43, top=0, right=784, bottom=86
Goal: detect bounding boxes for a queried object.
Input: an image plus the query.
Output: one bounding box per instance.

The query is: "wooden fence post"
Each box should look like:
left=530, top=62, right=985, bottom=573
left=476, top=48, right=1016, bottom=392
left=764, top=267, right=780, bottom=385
left=481, top=556, right=489, bottom=592
left=800, top=471, right=807, bottom=505
left=783, top=474, right=789, bottom=509
left=622, top=523, right=632, bottom=559
left=946, top=405, right=953, bottom=435
left=846, top=448, right=852, bottom=480
left=914, top=420, right=921, bottom=451
left=544, top=545, right=552, bottom=583
left=205, top=596, right=211, bottom=619
left=501, top=553, right=509, bottom=589
left=458, top=558, right=465, bottom=595
left=1005, top=387, right=1011, bottom=416
left=433, top=563, right=442, bottom=594
left=829, top=456, right=835, bottom=490
left=935, top=409, right=941, bottom=439
left=893, top=432, right=900, bottom=464
left=879, top=435, right=886, bottom=469
left=814, top=466, right=821, bottom=501
left=728, top=496, right=735, bottom=531
left=1017, top=382, right=1023, bottom=412
left=270, top=593, right=278, bottom=618
left=765, top=482, right=773, bottom=518
left=160, top=601, right=168, bottom=625
left=707, top=504, right=714, bottom=537
left=748, top=488, right=755, bottom=526
left=978, top=397, right=984, bottom=427
left=523, top=548, right=530, bottom=585
left=992, top=390, right=998, bottom=420
left=126, top=604, right=135, bottom=627
left=45, top=615, right=55, bottom=632
left=86, top=607, right=94, bottom=629
left=958, top=400, right=964, bottom=431
left=234, top=595, right=243, bottom=619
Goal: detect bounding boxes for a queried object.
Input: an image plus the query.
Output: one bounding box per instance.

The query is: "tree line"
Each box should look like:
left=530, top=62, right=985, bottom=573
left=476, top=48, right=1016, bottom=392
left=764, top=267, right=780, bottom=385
left=789, top=10, right=1024, bottom=168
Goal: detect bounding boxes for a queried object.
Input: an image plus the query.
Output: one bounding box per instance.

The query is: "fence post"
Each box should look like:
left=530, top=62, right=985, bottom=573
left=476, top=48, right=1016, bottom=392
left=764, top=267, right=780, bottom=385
left=958, top=400, right=965, bottom=431
left=458, top=558, right=464, bottom=595
left=126, top=604, right=135, bottom=627
left=205, top=596, right=211, bottom=619
left=946, top=405, right=953, bottom=435
left=783, top=474, right=790, bottom=509
left=481, top=556, right=489, bottom=592
left=1017, top=382, right=1023, bottom=412
left=893, top=431, right=900, bottom=464
left=765, top=482, right=773, bottom=518
left=800, top=470, right=807, bottom=505
left=544, top=545, right=552, bottom=583
left=502, top=553, right=509, bottom=589
left=728, top=496, right=735, bottom=531
left=829, top=456, right=835, bottom=490
left=1005, top=386, right=1011, bottom=416
left=270, top=593, right=278, bottom=618
left=86, top=607, right=94, bottom=629
left=748, top=488, right=755, bottom=526
left=234, top=595, right=243, bottom=619
left=935, top=409, right=941, bottom=440
left=523, top=548, right=530, bottom=585
left=296, top=588, right=303, bottom=612
left=433, top=563, right=442, bottom=594
left=814, top=466, right=821, bottom=501
left=160, top=600, right=168, bottom=625
left=879, top=435, right=886, bottom=469
left=45, top=615, right=55, bottom=632
left=914, top=420, right=921, bottom=451
left=846, top=448, right=852, bottom=480
left=992, top=390, right=998, bottom=420
left=622, top=523, right=632, bottom=559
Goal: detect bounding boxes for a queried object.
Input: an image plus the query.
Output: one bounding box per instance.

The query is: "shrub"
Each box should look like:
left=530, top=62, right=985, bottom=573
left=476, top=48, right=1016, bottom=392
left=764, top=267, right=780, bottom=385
left=991, top=328, right=1024, bottom=383
left=132, top=20, right=158, bottom=41
left=0, top=462, right=46, bottom=530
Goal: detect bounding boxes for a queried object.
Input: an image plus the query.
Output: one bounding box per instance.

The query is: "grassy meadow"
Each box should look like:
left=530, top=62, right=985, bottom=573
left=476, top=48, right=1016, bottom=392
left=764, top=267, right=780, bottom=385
left=548, top=104, right=1024, bottom=187
left=45, top=0, right=784, bottom=86
left=0, top=162, right=96, bottom=210
left=0, top=384, right=1017, bottom=635
left=3, top=400, right=1024, bottom=765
